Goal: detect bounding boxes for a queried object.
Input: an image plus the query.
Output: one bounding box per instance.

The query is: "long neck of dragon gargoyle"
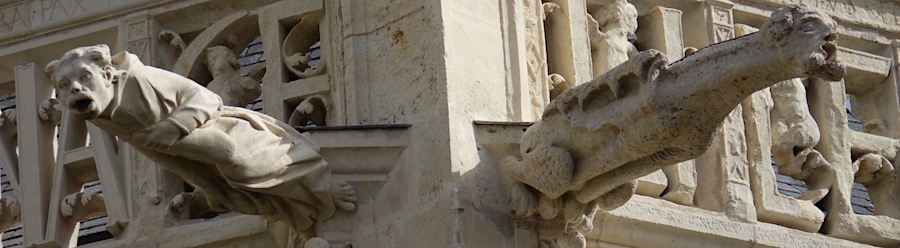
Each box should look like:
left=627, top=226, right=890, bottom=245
left=658, top=33, right=797, bottom=113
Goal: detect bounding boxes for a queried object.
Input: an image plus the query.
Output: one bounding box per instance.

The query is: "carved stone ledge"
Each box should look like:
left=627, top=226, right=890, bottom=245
left=840, top=47, right=891, bottom=95
left=586, top=195, right=873, bottom=248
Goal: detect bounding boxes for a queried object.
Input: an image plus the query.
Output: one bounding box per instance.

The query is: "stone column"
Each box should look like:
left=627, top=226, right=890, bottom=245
left=15, top=63, right=57, bottom=247
left=545, top=0, right=592, bottom=98
left=635, top=6, right=697, bottom=204
left=692, top=0, right=757, bottom=222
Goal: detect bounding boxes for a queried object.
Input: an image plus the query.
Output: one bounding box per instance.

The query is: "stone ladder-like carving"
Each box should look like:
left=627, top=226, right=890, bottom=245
left=501, top=5, right=845, bottom=247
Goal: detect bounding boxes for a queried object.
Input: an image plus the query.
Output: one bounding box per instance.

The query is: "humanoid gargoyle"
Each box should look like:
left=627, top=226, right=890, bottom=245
left=502, top=5, right=844, bottom=247
left=44, top=44, right=357, bottom=237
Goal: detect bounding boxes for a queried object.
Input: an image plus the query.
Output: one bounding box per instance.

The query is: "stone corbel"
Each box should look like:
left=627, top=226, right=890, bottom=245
left=60, top=192, right=107, bottom=222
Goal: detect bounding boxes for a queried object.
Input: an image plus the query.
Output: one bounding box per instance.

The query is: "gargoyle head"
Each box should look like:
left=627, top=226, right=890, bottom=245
left=45, top=44, right=117, bottom=120
left=761, top=5, right=844, bottom=81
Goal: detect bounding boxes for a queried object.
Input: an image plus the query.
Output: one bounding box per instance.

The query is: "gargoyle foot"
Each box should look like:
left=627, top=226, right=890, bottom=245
left=595, top=180, right=637, bottom=211
left=508, top=182, right=537, bottom=218
left=304, top=237, right=330, bottom=248
left=330, top=180, right=357, bottom=211
left=558, top=231, right=587, bottom=248
left=537, top=193, right=562, bottom=220
left=538, top=230, right=586, bottom=248
left=38, top=98, right=62, bottom=125
left=566, top=200, right=598, bottom=234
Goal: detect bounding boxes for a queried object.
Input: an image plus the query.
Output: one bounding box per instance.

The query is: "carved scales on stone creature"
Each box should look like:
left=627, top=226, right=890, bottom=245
left=502, top=5, right=845, bottom=247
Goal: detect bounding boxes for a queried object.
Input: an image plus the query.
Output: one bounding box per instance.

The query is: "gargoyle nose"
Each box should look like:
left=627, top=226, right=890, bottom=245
left=825, top=33, right=837, bottom=42
left=70, top=82, right=83, bottom=93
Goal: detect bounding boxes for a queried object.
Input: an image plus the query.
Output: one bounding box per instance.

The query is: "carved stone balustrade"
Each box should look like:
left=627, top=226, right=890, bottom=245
left=0, top=0, right=899, bottom=247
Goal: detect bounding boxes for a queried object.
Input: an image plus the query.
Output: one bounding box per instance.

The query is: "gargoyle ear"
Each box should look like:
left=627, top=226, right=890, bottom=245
left=761, top=6, right=795, bottom=47
left=45, top=60, right=60, bottom=83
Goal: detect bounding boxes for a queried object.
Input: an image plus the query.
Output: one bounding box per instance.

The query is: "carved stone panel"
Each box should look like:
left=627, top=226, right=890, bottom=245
left=260, top=1, right=335, bottom=125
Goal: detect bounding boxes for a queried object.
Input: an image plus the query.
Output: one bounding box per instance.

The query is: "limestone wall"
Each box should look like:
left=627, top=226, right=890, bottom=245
left=0, top=0, right=896, bottom=247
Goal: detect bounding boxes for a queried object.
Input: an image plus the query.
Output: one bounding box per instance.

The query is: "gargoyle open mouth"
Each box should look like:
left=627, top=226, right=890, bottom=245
left=822, top=42, right=836, bottom=61
left=805, top=37, right=844, bottom=81
left=73, top=98, right=93, bottom=112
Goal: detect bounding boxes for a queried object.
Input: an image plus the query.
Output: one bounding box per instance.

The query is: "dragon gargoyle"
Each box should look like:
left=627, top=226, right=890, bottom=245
left=502, top=5, right=844, bottom=246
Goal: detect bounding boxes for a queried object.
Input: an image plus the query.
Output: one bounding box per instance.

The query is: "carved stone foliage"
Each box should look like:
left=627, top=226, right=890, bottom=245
left=44, top=45, right=357, bottom=240
left=501, top=6, right=844, bottom=246
left=283, top=11, right=326, bottom=79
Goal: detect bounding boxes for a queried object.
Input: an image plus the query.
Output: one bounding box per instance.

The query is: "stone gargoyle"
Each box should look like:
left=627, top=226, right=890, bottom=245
left=43, top=44, right=357, bottom=238
left=502, top=5, right=844, bottom=246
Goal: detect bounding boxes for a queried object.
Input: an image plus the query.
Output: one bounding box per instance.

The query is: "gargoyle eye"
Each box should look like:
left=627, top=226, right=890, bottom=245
left=80, top=71, right=92, bottom=81
left=59, top=80, right=70, bottom=89
left=800, top=21, right=817, bottom=32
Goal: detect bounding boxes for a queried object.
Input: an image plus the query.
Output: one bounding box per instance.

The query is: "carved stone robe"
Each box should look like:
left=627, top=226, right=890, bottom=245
left=91, top=51, right=335, bottom=231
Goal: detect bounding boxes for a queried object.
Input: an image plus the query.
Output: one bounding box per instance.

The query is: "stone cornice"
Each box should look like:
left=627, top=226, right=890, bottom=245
left=742, top=0, right=900, bottom=34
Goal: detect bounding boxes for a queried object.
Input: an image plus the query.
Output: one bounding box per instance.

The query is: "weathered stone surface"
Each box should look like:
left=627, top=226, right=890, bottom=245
left=744, top=0, right=900, bottom=33
left=3, top=0, right=900, bottom=247
left=501, top=5, right=845, bottom=244
left=44, top=45, right=356, bottom=240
